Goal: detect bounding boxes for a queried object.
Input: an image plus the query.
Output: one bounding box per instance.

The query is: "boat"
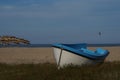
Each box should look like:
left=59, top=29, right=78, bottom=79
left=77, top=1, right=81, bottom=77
left=52, top=43, right=109, bottom=68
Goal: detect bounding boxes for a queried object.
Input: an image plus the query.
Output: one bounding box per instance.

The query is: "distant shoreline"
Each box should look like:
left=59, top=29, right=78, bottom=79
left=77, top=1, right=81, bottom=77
left=1, top=43, right=120, bottom=48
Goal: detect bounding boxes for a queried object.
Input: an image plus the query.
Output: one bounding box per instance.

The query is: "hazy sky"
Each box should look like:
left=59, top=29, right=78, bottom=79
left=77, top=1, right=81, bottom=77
left=0, top=0, right=120, bottom=44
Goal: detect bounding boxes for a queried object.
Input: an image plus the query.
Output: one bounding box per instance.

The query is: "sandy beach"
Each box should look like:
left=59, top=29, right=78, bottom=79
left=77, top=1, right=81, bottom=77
left=0, top=46, right=120, bottom=64
left=0, top=47, right=55, bottom=64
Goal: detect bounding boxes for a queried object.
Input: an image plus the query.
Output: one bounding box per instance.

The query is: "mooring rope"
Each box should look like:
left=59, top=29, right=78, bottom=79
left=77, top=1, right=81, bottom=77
left=57, top=45, right=63, bottom=69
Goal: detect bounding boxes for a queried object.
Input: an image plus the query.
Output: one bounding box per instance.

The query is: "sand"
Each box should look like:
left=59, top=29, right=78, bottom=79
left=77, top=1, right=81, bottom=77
left=0, top=46, right=120, bottom=64
left=0, top=47, right=55, bottom=64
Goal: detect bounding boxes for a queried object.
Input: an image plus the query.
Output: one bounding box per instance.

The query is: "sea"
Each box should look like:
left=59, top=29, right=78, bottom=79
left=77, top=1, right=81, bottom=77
left=0, top=43, right=120, bottom=48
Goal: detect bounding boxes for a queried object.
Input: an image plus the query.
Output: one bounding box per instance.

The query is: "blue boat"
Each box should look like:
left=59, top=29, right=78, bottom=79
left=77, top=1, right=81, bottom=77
left=52, top=43, right=109, bottom=68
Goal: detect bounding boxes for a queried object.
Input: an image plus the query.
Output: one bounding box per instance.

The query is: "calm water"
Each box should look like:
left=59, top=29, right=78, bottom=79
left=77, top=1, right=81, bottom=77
left=0, top=43, right=120, bottom=48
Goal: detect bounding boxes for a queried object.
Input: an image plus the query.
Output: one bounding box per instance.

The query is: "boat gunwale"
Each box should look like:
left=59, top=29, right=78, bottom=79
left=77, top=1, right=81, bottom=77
left=52, top=44, right=109, bottom=60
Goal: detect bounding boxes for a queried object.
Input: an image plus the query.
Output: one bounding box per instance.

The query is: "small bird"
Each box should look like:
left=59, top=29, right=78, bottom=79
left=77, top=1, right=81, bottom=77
left=98, top=32, right=101, bottom=36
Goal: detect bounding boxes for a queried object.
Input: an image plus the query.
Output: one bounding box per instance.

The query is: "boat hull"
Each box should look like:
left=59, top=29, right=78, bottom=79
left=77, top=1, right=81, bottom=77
left=53, top=47, right=103, bottom=68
